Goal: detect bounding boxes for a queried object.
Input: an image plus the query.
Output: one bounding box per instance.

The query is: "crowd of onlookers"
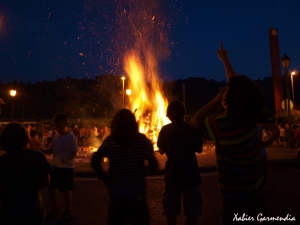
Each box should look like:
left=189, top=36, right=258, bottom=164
left=36, top=124, right=111, bottom=149
left=1, top=42, right=300, bottom=225
left=0, top=123, right=111, bottom=151
left=267, top=123, right=300, bottom=148
left=1, top=121, right=300, bottom=151
left=201, top=122, right=300, bottom=149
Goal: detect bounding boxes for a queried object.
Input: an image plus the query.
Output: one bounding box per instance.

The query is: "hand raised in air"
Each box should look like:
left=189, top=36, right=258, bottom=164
left=217, top=41, right=228, bottom=62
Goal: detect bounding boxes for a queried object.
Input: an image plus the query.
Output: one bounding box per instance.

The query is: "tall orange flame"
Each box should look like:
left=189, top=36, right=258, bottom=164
left=124, top=48, right=170, bottom=147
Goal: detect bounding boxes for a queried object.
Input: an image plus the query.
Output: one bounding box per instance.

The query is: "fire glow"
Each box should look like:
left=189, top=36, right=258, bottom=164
left=124, top=49, right=170, bottom=147
left=114, top=0, right=171, bottom=147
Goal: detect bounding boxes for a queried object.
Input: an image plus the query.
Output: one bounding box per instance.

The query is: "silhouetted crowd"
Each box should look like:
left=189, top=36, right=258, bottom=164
left=1, top=43, right=297, bottom=225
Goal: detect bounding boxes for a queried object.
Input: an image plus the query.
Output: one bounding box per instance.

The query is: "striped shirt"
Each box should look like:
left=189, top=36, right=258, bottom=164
left=198, top=113, right=264, bottom=198
left=91, top=133, right=158, bottom=196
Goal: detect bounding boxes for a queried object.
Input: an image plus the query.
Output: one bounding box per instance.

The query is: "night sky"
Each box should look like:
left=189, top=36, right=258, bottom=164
left=0, top=0, right=300, bottom=83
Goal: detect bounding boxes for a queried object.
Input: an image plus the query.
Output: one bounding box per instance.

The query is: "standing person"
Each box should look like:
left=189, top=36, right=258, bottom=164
left=257, top=115, right=279, bottom=184
left=191, top=42, right=266, bottom=225
left=82, top=127, right=87, bottom=145
left=46, top=127, right=53, bottom=148
left=0, top=122, right=53, bottom=225
left=73, top=125, right=79, bottom=145
left=35, top=117, right=44, bottom=143
left=285, top=123, right=292, bottom=148
left=91, top=109, right=158, bottom=225
left=41, top=113, right=78, bottom=223
left=295, top=126, right=300, bottom=148
left=256, top=116, right=279, bottom=216
left=29, top=129, right=42, bottom=150
left=157, top=100, right=203, bottom=225
left=278, top=124, right=286, bottom=147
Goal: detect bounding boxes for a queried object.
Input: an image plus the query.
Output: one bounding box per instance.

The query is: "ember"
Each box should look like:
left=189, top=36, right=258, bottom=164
left=118, top=0, right=171, bottom=148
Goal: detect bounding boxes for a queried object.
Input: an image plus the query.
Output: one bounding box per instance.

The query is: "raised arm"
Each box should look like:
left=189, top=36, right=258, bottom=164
left=190, top=87, right=226, bottom=128
left=217, top=41, right=237, bottom=80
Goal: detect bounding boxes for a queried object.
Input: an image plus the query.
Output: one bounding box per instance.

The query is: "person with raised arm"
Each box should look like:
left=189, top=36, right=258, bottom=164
left=191, top=42, right=267, bottom=225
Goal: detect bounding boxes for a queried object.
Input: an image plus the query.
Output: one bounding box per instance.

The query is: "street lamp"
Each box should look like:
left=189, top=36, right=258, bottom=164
left=121, top=76, right=125, bottom=108
left=9, top=90, right=16, bottom=119
left=281, top=54, right=291, bottom=147
left=125, top=89, right=132, bottom=96
left=291, top=70, right=298, bottom=123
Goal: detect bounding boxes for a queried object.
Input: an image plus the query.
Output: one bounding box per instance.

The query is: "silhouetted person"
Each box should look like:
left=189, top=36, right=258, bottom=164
left=0, top=122, right=53, bottom=225
left=157, top=100, right=203, bottom=225
left=41, top=113, right=78, bottom=223
left=91, top=109, right=158, bottom=225
left=191, top=42, right=266, bottom=225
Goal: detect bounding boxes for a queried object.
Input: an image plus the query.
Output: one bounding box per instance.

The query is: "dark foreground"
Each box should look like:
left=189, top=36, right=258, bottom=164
left=42, top=158, right=300, bottom=225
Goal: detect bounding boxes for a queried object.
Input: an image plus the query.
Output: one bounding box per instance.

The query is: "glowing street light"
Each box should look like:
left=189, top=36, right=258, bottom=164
left=281, top=54, right=291, bottom=147
left=121, top=76, right=125, bottom=108
left=126, top=89, right=132, bottom=96
left=291, top=70, right=298, bottom=122
left=9, top=90, right=16, bottom=119
left=125, top=89, right=132, bottom=109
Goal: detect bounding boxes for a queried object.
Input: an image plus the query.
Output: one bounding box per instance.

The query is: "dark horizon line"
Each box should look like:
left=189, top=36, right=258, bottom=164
left=0, top=74, right=273, bottom=85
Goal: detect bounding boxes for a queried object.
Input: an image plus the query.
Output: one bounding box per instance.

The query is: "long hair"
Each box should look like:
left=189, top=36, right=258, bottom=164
left=224, top=75, right=266, bottom=122
left=110, top=109, right=139, bottom=146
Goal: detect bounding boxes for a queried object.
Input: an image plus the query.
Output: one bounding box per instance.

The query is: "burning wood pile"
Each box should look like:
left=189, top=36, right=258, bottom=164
left=118, top=0, right=171, bottom=148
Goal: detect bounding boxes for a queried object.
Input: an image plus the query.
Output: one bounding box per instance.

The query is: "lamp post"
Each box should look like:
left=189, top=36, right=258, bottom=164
left=121, top=76, right=125, bottom=108
left=291, top=70, right=297, bottom=123
left=9, top=90, right=16, bottom=120
left=281, top=54, right=291, bottom=147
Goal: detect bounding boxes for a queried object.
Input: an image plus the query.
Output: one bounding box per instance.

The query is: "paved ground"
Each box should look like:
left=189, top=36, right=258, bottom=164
left=41, top=159, right=300, bottom=225
left=0, top=144, right=298, bottom=175
left=69, top=144, right=300, bottom=176
left=1, top=145, right=300, bottom=224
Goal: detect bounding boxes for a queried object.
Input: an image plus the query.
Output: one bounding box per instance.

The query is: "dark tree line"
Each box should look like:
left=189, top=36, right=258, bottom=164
left=0, top=74, right=299, bottom=121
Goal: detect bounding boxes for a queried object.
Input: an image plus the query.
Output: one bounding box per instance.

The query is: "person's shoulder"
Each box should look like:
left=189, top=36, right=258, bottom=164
left=184, top=122, right=200, bottom=131
left=65, top=132, right=77, bottom=139
left=184, top=122, right=196, bottom=128
left=159, top=123, right=173, bottom=132
left=137, top=132, right=147, bottom=139
left=52, top=133, right=59, bottom=139
left=137, top=133, right=152, bottom=143
left=100, top=135, right=113, bottom=146
left=26, top=148, right=46, bottom=157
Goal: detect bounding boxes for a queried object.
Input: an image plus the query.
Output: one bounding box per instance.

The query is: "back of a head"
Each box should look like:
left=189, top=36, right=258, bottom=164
left=224, top=75, right=266, bottom=123
left=0, top=122, right=29, bottom=154
left=54, top=112, right=68, bottom=123
left=166, top=100, right=186, bottom=123
left=111, top=109, right=139, bottom=146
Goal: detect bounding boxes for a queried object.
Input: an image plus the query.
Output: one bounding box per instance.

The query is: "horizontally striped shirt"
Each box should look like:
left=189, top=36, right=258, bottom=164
left=198, top=113, right=264, bottom=198
left=91, top=133, right=158, bottom=196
